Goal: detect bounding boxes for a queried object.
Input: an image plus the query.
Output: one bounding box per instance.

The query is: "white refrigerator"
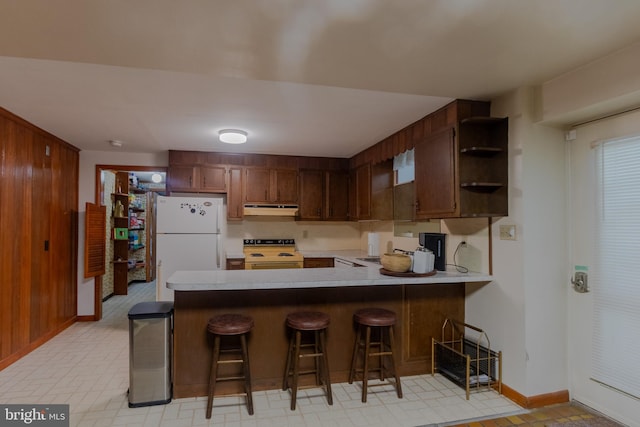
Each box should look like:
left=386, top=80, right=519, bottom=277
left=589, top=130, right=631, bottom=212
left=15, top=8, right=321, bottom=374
left=155, top=195, right=222, bottom=301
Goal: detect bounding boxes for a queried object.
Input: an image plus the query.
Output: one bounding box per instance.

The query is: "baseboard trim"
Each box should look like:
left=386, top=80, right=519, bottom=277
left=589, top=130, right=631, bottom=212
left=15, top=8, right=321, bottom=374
left=76, top=315, right=98, bottom=322
left=501, top=383, right=570, bottom=409
left=0, top=316, right=77, bottom=371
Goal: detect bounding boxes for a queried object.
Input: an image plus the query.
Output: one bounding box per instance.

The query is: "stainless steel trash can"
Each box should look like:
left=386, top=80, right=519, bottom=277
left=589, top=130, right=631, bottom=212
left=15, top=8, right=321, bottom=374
left=128, top=301, right=173, bottom=408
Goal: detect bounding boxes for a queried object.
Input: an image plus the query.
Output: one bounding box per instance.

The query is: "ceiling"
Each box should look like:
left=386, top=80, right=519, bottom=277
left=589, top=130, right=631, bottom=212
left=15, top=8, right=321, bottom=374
left=2, top=0, right=640, bottom=158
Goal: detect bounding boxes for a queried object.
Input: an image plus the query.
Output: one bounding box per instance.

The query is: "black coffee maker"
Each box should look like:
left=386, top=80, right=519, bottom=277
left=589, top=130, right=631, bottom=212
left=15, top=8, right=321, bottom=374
left=419, top=233, right=446, bottom=271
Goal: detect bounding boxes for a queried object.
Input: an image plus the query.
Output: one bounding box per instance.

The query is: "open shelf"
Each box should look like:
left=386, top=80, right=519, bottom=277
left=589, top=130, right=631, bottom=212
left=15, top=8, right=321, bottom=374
left=460, top=146, right=503, bottom=156
left=460, top=182, right=504, bottom=192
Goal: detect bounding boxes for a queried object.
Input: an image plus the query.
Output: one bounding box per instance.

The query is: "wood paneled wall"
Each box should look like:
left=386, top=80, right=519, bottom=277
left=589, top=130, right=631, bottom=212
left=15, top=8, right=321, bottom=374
left=0, top=107, right=79, bottom=370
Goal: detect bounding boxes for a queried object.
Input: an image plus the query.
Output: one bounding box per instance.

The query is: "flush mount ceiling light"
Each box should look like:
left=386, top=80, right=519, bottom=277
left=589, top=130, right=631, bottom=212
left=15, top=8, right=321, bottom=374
left=219, top=129, right=247, bottom=144
left=109, top=139, right=124, bottom=147
left=151, top=173, right=163, bottom=183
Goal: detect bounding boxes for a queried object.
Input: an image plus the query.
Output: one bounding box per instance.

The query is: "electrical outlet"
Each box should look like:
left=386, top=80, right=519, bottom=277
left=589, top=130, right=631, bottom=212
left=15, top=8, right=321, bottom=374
left=499, top=225, right=516, bottom=240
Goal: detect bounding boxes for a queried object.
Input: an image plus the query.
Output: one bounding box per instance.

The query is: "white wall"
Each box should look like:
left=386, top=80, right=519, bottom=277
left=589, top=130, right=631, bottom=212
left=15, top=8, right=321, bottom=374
left=465, top=87, right=568, bottom=397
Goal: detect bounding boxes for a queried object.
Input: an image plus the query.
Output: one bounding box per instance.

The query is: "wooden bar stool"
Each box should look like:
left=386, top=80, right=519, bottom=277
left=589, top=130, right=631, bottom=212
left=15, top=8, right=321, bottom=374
left=282, top=311, right=333, bottom=410
left=349, top=308, right=403, bottom=403
left=206, top=313, right=254, bottom=419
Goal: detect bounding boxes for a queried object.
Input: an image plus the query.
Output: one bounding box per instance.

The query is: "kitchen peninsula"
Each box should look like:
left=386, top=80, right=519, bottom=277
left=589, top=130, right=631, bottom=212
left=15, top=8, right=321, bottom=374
left=167, top=262, right=492, bottom=398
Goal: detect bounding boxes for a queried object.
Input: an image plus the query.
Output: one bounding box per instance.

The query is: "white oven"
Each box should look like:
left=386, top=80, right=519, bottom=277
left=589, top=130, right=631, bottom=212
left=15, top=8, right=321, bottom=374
left=243, top=239, right=303, bottom=270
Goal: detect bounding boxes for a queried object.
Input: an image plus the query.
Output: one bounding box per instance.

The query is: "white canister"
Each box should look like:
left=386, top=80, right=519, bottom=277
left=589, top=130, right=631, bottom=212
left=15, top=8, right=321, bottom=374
left=367, top=233, right=380, bottom=256
left=413, top=248, right=435, bottom=274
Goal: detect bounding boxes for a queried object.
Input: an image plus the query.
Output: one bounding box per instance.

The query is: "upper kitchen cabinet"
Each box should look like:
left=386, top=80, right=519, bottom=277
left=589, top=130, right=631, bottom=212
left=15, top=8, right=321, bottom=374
left=350, top=160, right=393, bottom=221
left=457, top=117, right=508, bottom=217
left=325, top=170, right=349, bottom=220
left=227, top=167, right=244, bottom=221
left=244, top=167, right=298, bottom=204
left=414, top=117, right=508, bottom=219
left=298, top=169, right=324, bottom=220
left=167, top=151, right=227, bottom=193
left=415, top=128, right=457, bottom=218
left=298, top=169, right=349, bottom=221
left=351, top=163, right=371, bottom=220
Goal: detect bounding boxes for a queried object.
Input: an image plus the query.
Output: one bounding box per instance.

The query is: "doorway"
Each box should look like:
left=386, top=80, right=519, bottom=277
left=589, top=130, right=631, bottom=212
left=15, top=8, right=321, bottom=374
left=567, top=110, right=640, bottom=425
left=93, top=165, right=167, bottom=320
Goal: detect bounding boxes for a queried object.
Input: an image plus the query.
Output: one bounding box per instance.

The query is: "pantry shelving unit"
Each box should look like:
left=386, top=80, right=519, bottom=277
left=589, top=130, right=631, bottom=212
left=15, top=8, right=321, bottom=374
left=431, top=318, right=502, bottom=399
left=111, top=171, right=130, bottom=295
left=127, top=188, right=150, bottom=282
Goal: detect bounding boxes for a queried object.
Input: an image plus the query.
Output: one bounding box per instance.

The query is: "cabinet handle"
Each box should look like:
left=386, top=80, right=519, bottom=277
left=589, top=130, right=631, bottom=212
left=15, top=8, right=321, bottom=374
left=415, top=200, right=420, bottom=211
left=317, top=208, right=321, bottom=216
left=189, top=176, right=193, bottom=186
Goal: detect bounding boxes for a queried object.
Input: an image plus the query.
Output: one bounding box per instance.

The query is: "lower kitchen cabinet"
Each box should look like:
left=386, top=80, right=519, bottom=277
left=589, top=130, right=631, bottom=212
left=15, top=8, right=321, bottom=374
left=303, top=257, right=334, bottom=268
left=226, top=257, right=245, bottom=270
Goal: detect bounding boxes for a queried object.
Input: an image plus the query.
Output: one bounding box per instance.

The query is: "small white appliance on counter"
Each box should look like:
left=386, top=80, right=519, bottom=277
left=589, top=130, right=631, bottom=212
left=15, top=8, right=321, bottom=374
left=156, top=195, right=222, bottom=301
left=367, top=232, right=380, bottom=257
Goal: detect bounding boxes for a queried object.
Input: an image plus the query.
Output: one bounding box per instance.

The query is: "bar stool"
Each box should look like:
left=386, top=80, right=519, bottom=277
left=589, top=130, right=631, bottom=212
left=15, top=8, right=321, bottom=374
left=349, top=308, right=403, bottom=403
left=206, top=313, right=254, bottom=419
left=282, top=311, right=333, bottom=410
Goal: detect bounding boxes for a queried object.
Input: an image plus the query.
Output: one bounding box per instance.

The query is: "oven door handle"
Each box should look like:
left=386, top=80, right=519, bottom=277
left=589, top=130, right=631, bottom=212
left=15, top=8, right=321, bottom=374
left=247, top=262, right=302, bottom=269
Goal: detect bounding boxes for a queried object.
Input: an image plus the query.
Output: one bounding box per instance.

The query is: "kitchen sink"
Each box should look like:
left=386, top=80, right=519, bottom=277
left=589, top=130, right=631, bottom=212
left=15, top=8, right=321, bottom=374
left=356, top=256, right=381, bottom=264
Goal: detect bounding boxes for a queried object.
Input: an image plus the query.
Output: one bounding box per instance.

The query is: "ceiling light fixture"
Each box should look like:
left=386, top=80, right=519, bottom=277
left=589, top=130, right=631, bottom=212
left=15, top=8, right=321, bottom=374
left=109, top=139, right=124, bottom=147
left=219, top=129, right=248, bottom=144
left=151, top=173, right=163, bottom=183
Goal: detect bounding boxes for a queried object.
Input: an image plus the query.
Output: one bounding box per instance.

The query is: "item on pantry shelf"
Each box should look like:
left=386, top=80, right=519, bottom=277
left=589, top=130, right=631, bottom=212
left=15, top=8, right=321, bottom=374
left=381, top=253, right=412, bottom=273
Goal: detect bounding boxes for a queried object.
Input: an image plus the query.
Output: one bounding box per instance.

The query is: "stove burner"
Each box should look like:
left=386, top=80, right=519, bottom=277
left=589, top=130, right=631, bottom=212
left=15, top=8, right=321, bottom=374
left=250, top=253, right=264, bottom=257
left=278, top=252, right=293, bottom=257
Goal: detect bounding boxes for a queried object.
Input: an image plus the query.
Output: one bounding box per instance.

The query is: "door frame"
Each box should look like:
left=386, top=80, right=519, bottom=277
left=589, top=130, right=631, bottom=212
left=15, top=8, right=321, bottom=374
left=93, top=164, right=166, bottom=320
left=567, top=111, right=640, bottom=425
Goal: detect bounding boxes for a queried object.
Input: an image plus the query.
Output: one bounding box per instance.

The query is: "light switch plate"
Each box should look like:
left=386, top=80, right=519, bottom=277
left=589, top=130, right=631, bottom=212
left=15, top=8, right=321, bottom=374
left=499, top=225, right=516, bottom=240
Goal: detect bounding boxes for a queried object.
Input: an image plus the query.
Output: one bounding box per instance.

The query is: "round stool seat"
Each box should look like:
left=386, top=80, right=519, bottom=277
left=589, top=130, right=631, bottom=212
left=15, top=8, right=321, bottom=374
left=207, top=314, right=254, bottom=335
left=354, top=308, right=396, bottom=327
left=286, top=311, right=330, bottom=331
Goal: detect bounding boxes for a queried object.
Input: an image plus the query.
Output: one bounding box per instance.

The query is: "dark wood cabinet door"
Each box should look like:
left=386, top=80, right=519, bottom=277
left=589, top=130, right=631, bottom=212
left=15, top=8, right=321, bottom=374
left=244, top=167, right=271, bottom=203
left=199, top=165, right=227, bottom=192
left=167, top=166, right=196, bottom=192
left=298, top=170, right=324, bottom=219
left=226, top=258, right=245, bottom=270
left=273, top=169, right=298, bottom=203
left=355, top=163, right=371, bottom=220
left=326, top=170, right=349, bottom=220
left=227, top=167, right=244, bottom=220
left=415, top=127, right=457, bottom=218
left=303, top=257, right=334, bottom=268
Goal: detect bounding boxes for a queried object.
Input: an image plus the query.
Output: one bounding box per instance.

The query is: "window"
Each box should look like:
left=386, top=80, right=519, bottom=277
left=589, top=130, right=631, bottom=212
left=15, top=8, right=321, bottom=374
left=592, top=135, right=640, bottom=399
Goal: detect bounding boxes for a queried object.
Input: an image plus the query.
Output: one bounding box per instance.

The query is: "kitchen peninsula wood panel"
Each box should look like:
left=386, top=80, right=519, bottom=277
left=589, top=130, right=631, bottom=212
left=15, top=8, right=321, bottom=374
left=172, top=283, right=464, bottom=398
left=0, top=107, right=78, bottom=370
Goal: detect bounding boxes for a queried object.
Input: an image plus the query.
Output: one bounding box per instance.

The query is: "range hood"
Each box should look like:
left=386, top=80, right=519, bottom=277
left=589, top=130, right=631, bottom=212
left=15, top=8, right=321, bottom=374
left=243, top=204, right=299, bottom=217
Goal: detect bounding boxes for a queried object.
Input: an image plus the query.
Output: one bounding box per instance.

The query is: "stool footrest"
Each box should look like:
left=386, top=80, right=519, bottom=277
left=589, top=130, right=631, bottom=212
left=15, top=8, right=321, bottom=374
left=215, top=375, right=247, bottom=382
left=217, top=359, right=244, bottom=364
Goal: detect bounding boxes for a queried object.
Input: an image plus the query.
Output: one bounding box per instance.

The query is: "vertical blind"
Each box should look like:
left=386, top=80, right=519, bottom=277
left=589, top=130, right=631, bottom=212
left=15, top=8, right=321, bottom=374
left=592, top=135, right=640, bottom=399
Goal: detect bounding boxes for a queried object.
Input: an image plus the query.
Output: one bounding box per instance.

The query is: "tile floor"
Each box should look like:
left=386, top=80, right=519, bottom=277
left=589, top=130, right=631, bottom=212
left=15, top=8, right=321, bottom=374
left=0, top=281, right=526, bottom=427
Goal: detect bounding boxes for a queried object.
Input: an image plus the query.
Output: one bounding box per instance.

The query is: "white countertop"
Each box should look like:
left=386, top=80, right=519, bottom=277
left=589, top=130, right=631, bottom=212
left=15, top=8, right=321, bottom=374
left=167, top=251, right=492, bottom=291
